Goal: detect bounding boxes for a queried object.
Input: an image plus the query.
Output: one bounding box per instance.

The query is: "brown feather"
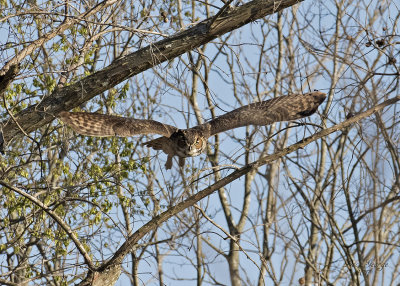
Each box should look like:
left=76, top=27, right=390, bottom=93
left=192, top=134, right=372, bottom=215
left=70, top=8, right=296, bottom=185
left=59, top=112, right=177, bottom=137
left=196, top=91, right=326, bottom=137
left=58, top=91, right=326, bottom=169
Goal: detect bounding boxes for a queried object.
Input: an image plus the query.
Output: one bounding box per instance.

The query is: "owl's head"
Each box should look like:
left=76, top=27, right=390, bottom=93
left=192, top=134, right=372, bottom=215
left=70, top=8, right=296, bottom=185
left=170, top=129, right=206, bottom=157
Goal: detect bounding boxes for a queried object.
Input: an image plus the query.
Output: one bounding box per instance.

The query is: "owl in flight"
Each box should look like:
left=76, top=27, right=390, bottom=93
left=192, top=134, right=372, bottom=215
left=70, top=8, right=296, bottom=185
left=59, top=91, right=326, bottom=169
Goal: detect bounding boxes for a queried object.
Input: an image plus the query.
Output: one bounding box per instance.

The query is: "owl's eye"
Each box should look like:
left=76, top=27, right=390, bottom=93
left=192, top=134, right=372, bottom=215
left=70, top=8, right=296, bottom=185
left=194, top=138, right=203, bottom=149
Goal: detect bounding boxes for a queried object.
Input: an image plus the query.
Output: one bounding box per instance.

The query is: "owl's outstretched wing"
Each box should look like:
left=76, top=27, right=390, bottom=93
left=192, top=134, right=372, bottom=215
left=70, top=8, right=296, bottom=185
left=198, top=91, right=326, bottom=138
left=59, top=112, right=178, bottom=137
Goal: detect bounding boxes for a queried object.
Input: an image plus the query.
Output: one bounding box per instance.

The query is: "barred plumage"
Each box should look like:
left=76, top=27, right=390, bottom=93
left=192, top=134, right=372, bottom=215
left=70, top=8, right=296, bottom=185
left=59, top=91, right=326, bottom=169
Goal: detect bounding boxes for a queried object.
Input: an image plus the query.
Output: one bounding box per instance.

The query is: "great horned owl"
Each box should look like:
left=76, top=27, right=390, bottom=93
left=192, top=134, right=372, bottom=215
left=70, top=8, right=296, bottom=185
left=59, top=91, right=326, bottom=169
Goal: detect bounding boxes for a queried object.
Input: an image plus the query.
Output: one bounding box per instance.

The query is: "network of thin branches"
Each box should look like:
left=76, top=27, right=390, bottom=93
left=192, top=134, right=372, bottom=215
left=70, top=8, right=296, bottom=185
left=0, top=0, right=399, bottom=285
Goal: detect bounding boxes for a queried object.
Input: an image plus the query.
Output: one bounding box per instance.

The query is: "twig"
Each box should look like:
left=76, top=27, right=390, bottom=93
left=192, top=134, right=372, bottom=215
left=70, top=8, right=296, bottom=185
left=194, top=204, right=264, bottom=274
left=0, top=180, right=95, bottom=270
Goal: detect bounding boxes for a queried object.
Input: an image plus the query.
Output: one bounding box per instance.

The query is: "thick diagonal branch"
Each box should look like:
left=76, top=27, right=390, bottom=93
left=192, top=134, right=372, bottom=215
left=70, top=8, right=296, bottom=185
left=1, top=0, right=303, bottom=149
left=79, top=95, right=398, bottom=285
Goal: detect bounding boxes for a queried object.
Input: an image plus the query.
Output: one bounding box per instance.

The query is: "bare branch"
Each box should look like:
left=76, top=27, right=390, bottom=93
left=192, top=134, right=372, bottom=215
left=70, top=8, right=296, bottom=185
left=0, top=0, right=119, bottom=76
left=1, top=0, right=303, bottom=149
left=84, top=95, right=399, bottom=282
left=0, top=180, right=95, bottom=270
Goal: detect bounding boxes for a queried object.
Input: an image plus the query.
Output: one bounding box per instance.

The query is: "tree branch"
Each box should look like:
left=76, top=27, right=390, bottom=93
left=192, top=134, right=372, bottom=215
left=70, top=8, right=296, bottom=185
left=1, top=0, right=303, bottom=150
left=0, top=63, right=19, bottom=94
left=0, top=0, right=119, bottom=77
left=0, top=180, right=95, bottom=270
left=0, top=63, right=20, bottom=153
left=82, top=95, right=399, bottom=283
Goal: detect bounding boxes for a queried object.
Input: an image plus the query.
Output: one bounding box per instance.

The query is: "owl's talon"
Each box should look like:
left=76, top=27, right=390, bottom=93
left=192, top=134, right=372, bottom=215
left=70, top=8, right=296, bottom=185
left=165, top=156, right=173, bottom=170
left=179, top=157, right=185, bottom=168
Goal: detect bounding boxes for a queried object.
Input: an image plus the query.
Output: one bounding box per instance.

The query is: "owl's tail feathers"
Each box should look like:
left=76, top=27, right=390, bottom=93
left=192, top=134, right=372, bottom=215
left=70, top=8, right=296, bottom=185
left=143, top=137, right=174, bottom=169
left=142, top=137, right=165, bottom=150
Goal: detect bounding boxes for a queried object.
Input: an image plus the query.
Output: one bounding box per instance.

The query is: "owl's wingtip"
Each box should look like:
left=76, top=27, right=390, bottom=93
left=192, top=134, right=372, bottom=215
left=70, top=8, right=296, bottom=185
left=310, top=90, right=327, bottom=104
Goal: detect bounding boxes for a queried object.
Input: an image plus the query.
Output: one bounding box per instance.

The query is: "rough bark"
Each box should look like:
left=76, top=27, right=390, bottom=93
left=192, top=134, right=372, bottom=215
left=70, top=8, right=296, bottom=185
left=76, top=95, right=399, bottom=285
left=1, top=0, right=303, bottom=151
left=0, top=64, right=20, bottom=95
